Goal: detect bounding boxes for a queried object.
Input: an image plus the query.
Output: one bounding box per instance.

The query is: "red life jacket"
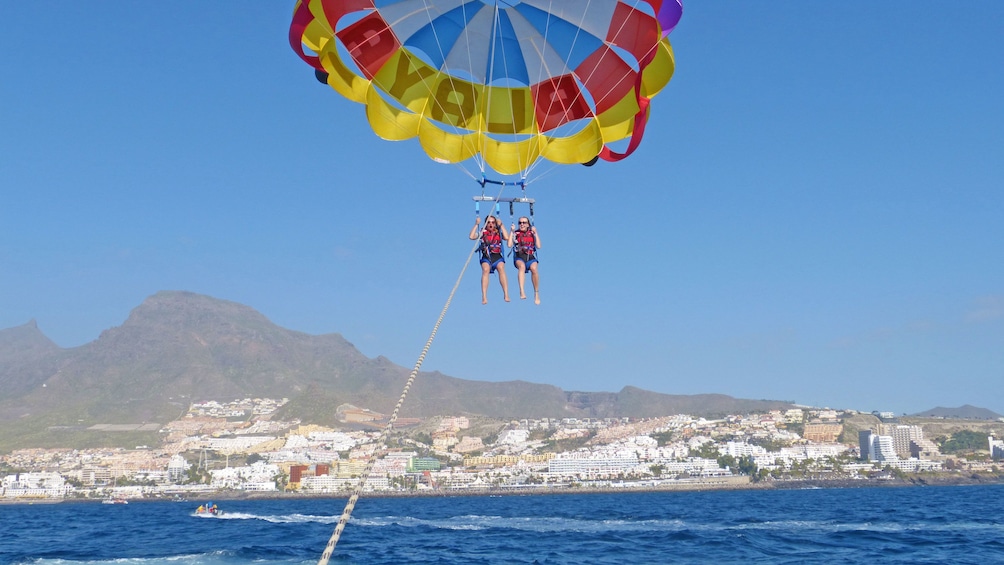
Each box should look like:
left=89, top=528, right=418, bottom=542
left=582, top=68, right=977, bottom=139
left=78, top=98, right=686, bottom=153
left=514, top=229, right=536, bottom=255
left=481, top=229, right=502, bottom=254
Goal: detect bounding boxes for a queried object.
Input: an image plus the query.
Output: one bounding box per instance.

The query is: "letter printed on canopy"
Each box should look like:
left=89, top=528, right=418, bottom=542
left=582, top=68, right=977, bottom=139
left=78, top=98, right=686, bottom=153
left=372, top=50, right=437, bottom=112
left=532, top=75, right=593, bottom=133
left=429, top=77, right=481, bottom=130
left=337, top=11, right=399, bottom=80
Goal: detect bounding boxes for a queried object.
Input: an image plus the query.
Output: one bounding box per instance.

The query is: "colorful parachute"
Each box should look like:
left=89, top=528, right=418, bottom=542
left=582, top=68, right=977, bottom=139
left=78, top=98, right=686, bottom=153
left=290, top=0, right=682, bottom=177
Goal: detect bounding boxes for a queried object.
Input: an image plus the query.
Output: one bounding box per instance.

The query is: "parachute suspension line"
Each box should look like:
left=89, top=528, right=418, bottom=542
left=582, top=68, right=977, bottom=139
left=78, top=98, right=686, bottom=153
left=526, top=183, right=536, bottom=227
left=526, top=0, right=562, bottom=181
left=520, top=162, right=559, bottom=187
left=452, top=0, right=487, bottom=175
left=479, top=5, right=501, bottom=176
left=516, top=1, right=591, bottom=181
left=408, top=0, right=487, bottom=177
left=557, top=2, right=593, bottom=128
left=490, top=3, right=528, bottom=177
left=317, top=239, right=482, bottom=565
left=359, top=1, right=481, bottom=180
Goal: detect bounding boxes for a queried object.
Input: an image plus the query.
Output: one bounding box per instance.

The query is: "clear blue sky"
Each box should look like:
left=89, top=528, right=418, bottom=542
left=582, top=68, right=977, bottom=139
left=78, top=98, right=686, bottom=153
left=2, top=3, right=1002, bottom=416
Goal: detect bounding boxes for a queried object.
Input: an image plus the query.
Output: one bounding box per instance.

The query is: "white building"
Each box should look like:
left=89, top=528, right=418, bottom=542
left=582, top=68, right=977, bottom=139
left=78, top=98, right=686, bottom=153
left=208, top=461, right=280, bottom=490
left=498, top=429, right=530, bottom=445
left=750, top=443, right=849, bottom=471
left=655, top=458, right=728, bottom=477
left=720, top=441, right=769, bottom=459
left=990, top=436, right=1004, bottom=459
left=548, top=452, right=639, bottom=475
left=859, top=431, right=898, bottom=462
left=881, top=459, right=943, bottom=472
left=283, top=435, right=310, bottom=449
left=301, top=474, right=354, bottom=492
left=203, top=436, right=276, bottom=452
left=308, top=431, right=357, bottom=452
left=168, top=454, right=190, bottom=482
left=372, top=451, right=416, bottom=477
left=872, top=435, right=898, bottom=462
left=1, top=472, right=71, bottom=499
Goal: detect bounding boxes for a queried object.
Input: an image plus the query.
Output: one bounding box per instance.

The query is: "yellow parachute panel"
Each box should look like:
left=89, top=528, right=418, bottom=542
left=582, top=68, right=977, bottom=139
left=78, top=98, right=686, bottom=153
left=483, top=136, right=542, bottom=176
left=366, top=86, right=422, bottom=141
left=418, top=121, right=480, bottom=164
left=540, top=121, right=605, bottom=165
left=597, top=92, right=642, bottom=145
left=641, top=40, right=676, bottom=99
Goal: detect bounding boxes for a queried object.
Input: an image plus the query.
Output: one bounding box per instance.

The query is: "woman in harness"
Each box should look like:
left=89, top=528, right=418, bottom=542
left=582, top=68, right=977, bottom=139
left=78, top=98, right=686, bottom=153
left=469, top=215, right=510, bottom=304
left=509, top=216, right=541, bottom=304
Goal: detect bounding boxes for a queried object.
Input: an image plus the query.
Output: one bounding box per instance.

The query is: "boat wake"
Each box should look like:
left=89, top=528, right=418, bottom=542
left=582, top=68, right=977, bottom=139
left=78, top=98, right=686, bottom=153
left=191, top=511, right=340, bottom=524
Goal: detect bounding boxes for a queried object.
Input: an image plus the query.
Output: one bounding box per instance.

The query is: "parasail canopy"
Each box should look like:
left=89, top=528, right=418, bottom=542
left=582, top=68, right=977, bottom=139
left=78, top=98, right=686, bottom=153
left=290, top=0, right=683, bottom=178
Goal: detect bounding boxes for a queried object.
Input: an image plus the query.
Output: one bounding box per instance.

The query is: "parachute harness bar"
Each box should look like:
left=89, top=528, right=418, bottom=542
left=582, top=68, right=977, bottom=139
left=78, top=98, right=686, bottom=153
left=475, top=177, right=535, bottom=224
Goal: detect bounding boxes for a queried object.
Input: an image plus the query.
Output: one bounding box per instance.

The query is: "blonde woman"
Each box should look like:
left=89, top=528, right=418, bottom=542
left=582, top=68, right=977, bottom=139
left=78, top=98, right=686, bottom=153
left=469, top=215, right=510, bottom=304
left=508, top=217, right=541, bottom=304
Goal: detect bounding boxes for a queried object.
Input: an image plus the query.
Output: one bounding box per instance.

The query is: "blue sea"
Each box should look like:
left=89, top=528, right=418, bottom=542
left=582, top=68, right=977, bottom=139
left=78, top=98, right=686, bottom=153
left=2, top=485, right=1003, bottom=564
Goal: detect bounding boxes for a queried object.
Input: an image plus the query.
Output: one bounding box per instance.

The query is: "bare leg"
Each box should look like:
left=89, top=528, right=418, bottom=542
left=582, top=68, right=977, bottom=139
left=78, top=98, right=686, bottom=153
left=480, top=262, right=490, bottom=304
left=530, top=263, right=540, bottom=305
left=515, top=260, right=527, bottom=299
left=496, top=263, right=510, bottom=302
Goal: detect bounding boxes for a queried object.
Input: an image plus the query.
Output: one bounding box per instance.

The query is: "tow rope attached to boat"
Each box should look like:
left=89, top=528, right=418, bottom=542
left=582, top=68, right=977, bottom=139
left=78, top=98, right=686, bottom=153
left=316, top=239, right=481, bottom=565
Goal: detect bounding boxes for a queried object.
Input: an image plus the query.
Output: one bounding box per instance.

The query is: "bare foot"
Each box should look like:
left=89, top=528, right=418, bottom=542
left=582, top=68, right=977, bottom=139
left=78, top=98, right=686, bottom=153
left=482, top=297, right=488, bottom=305
left=534, top=294, right=540, bottom=305
left=520, top=293, right=527, bottom=300
left=504, top=295, right=511, bottom=302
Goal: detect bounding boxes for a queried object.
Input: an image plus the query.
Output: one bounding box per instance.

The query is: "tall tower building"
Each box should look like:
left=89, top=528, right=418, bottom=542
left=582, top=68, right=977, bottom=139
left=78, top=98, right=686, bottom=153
left=890, top=425, right=924, bottom=459
left=858, top=430, right=874, bottom=461
left=859, top=430, right=898, bottom=462
left=873, top=435, right=898, bottom=461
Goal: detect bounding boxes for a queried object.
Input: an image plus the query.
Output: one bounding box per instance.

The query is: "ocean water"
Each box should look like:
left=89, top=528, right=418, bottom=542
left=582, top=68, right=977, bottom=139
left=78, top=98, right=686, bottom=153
left=2, top=484, right=1003, bottom=564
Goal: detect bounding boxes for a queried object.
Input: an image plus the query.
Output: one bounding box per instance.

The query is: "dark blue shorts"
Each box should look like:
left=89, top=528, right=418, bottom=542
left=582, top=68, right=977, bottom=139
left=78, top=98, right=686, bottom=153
left=481, top=253, right=504, bottom=273
left=514, top=252, right=538, bottom=270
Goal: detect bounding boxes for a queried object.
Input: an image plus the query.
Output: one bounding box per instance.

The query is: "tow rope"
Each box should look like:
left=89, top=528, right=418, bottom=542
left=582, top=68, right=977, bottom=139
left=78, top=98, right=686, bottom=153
left=316, top=238, right=482, bottom=565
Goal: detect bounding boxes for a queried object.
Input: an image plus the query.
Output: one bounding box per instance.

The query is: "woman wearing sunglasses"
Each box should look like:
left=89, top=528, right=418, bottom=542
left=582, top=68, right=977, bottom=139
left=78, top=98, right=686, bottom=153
left=509, top=217, right=541, bottom=305
left=469, top=215, right=511, bottom=304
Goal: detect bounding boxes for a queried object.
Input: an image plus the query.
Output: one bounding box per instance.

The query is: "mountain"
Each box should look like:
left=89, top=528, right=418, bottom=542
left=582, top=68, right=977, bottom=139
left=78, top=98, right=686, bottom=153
left=912, top=405, right=1002, bottom=420
left=0, top=320, right=63, bottom=398
left=0, top=291, right=795, bottom=448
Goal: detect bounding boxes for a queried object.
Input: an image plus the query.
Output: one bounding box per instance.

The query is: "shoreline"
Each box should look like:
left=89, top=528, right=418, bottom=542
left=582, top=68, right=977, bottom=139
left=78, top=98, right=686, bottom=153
left=24, top=472, right=999, bottom=505
left=253, top=473, right=1004, bottom=500
left=5, top=473, right=1000, bottom=506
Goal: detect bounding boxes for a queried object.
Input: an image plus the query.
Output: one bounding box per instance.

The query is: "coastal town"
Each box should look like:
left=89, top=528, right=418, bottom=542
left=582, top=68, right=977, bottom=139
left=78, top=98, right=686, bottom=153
left=3, top=398, right=1003, bottom=502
